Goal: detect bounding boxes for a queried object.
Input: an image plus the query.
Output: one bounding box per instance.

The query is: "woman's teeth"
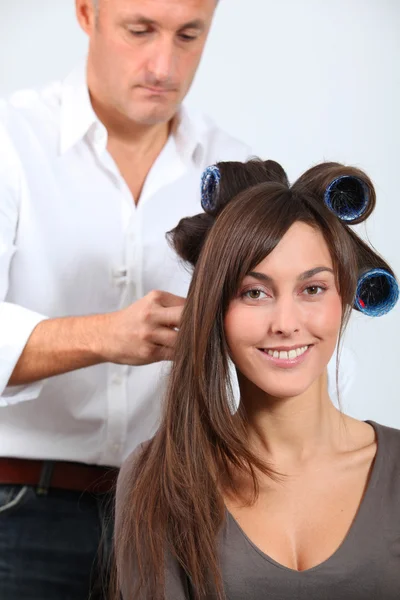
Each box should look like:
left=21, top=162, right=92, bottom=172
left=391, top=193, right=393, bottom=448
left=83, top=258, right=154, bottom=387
left=266, top=346, right=309, bottom=360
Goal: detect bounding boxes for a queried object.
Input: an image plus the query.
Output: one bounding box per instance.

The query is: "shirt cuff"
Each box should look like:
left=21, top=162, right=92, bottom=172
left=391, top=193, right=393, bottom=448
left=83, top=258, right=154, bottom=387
left=0, top=302, right=48, bottom=406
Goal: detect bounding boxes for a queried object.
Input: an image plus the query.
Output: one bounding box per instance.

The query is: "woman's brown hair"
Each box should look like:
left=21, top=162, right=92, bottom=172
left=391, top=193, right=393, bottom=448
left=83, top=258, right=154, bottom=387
left=113, top=159, right=395, bottom=600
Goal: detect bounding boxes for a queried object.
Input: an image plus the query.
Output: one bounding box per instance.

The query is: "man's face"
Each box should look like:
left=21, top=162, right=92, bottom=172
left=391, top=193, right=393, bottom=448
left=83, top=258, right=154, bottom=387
left=78, top=0, right=216, bottom=126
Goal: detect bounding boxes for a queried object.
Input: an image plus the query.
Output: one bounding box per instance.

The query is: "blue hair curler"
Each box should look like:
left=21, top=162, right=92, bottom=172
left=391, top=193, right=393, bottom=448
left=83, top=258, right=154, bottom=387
left=201, top=165, right=221, bottom=213
left=354, top=268, right=399, bottom=316
left=324, top=176, right=370, bottom=223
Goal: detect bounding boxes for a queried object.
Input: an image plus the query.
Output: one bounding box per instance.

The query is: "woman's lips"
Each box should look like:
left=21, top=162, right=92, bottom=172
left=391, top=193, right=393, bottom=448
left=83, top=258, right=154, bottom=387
left=257, top=345, right=313, bottom=368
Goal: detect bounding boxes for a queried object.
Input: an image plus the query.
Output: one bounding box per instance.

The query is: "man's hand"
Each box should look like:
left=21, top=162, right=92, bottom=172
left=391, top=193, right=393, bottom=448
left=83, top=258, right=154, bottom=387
left=9, top=291, right=186, bottom=386
left=100, top=290, right=186, bottom=365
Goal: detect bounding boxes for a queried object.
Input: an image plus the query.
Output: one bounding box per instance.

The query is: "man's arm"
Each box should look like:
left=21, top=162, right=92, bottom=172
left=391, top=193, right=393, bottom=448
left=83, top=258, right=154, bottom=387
left=9, top=290, right=185, bottom=385
left=0, top=122, right=50, bottom=400
left=0, top=120, right=184, bottom=392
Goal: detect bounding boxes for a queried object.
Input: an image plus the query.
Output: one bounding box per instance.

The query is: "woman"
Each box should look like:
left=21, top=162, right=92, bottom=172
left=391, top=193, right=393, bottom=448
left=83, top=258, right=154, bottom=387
left=114, top=159, right=399, bottom=599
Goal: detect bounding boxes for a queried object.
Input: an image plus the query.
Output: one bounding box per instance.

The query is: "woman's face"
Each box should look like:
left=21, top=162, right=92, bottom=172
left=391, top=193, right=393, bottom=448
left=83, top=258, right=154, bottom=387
left=224, top=222, right=343, bottom=400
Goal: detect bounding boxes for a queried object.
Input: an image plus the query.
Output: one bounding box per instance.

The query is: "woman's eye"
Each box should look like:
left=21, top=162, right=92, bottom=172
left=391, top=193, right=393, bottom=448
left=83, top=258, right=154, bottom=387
left=243, top=289, right=267, bottom=300
left=304, top=285, right=325, bottom=296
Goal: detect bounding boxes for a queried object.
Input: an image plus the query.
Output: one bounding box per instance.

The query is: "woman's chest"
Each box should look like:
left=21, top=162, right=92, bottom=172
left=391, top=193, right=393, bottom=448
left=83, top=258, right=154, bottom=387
left=217, top=538, right=400, bottom=600
left=224, top=455, right=375, bottom=572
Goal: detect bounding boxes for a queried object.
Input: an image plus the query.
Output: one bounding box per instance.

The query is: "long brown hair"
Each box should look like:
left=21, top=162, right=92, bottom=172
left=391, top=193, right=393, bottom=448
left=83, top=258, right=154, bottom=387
left=113, top=160, right=394, bottom=600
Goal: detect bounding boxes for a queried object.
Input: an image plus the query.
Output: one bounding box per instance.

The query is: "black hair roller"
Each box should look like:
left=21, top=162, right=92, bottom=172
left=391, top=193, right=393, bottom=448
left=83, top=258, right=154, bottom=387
left=324, top=175, right=371, bottom=224
left=200, top=165, right=221, bottom=214
left=354, top=268, right=399, bottom=316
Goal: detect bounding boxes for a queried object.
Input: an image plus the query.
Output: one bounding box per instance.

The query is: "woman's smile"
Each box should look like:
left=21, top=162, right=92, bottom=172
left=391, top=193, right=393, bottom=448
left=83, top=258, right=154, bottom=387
left=257, top=344, right=313, bottom=368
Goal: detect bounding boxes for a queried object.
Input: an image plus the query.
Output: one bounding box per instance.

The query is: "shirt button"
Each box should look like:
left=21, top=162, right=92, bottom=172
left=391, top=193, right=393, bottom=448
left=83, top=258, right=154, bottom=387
left=112, top=267, right=128, bottom=286
left=112, top=267, right=127, bottom=279
left=112, top=374, right=123, bottom=385
left=112, top=444, right=121, bottom=452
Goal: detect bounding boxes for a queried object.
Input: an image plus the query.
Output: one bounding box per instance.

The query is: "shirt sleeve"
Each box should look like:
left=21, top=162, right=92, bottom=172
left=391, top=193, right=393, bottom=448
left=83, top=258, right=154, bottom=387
left=0, top=120, right=48, bottom=405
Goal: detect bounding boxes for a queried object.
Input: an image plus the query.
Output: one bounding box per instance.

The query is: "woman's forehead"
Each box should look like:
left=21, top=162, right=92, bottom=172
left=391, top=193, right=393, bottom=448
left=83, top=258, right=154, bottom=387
left=249, top=223, right=333, bottom=280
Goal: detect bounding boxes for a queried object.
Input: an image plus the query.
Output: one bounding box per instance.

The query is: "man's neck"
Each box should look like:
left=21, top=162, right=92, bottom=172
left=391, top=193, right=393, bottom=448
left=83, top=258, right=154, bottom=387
left=107, top=120, right=170, bottom=160
left=89, top=92, right=172, bottom=155
left=94, top=105, right=173, bottom=203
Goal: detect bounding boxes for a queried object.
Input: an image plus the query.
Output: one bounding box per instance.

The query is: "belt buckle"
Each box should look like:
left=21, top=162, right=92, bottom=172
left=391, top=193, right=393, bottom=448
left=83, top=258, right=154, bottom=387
left=36, top=461, right=55, bottom=496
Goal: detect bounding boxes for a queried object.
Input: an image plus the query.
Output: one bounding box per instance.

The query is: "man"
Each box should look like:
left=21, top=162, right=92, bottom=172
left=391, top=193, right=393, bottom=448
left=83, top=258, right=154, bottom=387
left=0, top=1, right=251, bottom=598
left=0, top=1, right=352, bottom=598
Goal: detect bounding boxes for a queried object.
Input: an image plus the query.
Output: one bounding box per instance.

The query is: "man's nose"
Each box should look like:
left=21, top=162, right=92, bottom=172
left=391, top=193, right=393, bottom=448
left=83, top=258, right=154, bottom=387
left=147, top=36, right=177, bottom=84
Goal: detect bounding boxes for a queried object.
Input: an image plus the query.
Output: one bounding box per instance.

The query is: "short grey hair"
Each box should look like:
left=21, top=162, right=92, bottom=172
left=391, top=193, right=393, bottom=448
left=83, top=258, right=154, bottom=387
left=93, top=0, right=219, bottom=13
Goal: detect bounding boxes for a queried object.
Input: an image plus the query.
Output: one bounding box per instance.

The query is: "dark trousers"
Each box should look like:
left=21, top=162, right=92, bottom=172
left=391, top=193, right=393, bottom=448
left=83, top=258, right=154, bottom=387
left=0, top=483, right=114, bottom=600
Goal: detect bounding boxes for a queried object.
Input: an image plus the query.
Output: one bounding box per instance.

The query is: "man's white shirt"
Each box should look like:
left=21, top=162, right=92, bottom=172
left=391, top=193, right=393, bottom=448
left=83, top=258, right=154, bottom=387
left=0, top=63, right=354, bottom=466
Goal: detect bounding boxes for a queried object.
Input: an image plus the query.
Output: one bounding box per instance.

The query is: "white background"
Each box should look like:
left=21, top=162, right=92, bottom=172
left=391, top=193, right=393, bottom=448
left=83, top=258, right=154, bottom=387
left=1, top=0, right=399, bottom=426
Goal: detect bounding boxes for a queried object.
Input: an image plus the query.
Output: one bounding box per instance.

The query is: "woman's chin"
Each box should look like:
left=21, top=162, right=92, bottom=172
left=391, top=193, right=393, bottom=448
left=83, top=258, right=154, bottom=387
left=254, top=377, right=319, bottom=402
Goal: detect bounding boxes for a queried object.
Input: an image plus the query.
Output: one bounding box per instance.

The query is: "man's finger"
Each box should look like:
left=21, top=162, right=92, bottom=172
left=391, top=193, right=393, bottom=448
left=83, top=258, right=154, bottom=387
left=152, top=344, right=175, bottom=363
left=157, top=305, right=185, bottom=328
left=157, top=291, right=186, bottom=308
left=152, top=327, right=179, bottom=349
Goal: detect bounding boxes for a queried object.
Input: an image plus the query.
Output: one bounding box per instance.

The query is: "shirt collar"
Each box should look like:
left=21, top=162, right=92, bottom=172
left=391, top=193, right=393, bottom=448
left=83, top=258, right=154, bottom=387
left=60, top=61, right=207, bottom=165
left=60, top=61, right=100, bottom=156
left=171, top=104, right=207, bottom=166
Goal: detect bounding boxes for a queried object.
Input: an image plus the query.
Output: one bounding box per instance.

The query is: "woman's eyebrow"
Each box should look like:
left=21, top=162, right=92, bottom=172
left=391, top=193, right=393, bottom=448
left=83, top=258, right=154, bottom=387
left=298, top=267, right=334, bottom=280
left=247, top=266, right=334, bottom=283
left=247, top=271, right=273, bottom=283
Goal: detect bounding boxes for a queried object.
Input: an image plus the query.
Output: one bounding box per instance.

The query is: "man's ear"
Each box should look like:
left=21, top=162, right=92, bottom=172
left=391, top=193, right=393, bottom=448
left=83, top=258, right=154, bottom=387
left=75, top=0, right=96, bottom=35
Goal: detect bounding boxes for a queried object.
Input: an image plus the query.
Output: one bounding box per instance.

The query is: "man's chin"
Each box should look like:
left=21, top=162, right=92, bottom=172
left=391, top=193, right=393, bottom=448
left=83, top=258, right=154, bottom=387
left=128, top=105, right=178, bottom=127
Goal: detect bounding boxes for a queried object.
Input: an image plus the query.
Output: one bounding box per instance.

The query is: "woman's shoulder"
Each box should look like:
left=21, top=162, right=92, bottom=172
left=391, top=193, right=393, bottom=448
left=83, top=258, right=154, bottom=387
left=369, top=420, right=400, bottom=463
left=370, top=420, right=400, bottom=441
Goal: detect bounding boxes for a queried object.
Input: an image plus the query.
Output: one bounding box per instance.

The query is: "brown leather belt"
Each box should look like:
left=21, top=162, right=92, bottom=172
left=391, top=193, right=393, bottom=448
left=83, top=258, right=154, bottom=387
left=0, top=457, right=119, bottom=495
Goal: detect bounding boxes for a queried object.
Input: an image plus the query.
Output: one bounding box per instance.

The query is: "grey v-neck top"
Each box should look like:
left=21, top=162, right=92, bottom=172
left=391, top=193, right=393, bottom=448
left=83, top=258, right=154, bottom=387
left=117, top=421, right=400, bottom=599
